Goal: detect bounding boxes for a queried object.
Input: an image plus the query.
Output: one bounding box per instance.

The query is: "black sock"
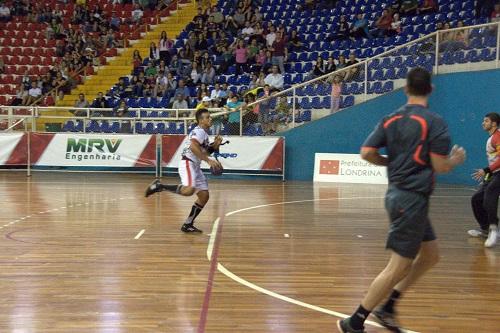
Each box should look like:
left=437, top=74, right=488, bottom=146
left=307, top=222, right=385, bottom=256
left=160, top=184, right=183, bottom=194
left=349, top=305, right=371, bottom=330
left=184, top=203, right=204, bottom=225
left=382, top=289, right=401, bottom=314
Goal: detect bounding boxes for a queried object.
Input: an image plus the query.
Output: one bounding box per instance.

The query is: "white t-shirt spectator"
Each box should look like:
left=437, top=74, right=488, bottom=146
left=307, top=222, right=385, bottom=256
left=264, top=73, right=284, bottom=90
left=242, top=26, right=255, bottom=37
left=28, top=87, right=42, bottom=98
left=0, top=5, right=10, bottom=17
left=266, top=32, right=276, bottom=47
left=132, top=9, right=143, bottom=22
left=210, top=89, right=223, bottom=100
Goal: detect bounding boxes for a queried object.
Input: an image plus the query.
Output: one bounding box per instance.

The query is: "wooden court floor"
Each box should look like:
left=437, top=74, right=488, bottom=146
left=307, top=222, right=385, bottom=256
left=0, top=172, right=498, bottom=333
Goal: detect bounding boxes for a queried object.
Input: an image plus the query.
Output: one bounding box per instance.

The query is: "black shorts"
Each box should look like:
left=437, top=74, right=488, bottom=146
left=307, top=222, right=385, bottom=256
left=385, top=186, right=436, bottom=259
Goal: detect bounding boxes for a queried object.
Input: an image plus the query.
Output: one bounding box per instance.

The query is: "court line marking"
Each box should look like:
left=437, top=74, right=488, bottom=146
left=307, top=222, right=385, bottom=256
left=210, top=194, right=473, bottom=333
left=134, top=229, right=146, bottom=240
left=198, top=207, right=225, bottom=333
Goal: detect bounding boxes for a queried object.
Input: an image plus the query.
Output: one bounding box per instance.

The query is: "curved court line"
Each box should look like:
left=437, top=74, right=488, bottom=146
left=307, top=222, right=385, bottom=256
left=209, top=194, right=475, bottom=333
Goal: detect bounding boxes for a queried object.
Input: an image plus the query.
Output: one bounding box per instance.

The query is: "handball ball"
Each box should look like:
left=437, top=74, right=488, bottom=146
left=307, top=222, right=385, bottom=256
left=211, top=165, right=223, bottom=176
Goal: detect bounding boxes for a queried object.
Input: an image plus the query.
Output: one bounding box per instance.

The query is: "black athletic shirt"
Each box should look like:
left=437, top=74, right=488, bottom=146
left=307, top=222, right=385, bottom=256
left=362, top=104, right=451, bottom=195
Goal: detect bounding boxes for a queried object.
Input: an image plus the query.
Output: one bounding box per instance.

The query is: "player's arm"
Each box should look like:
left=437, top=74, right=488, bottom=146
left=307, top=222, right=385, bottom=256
left=190, top=139, right=222, bottom=169
left=430, top=145, right=466, bottom=173
left=428, top=119, right=466, bottom=173
left=360, top=119, right=388, bottom=166
left=360, top=147, right=388, bottom=166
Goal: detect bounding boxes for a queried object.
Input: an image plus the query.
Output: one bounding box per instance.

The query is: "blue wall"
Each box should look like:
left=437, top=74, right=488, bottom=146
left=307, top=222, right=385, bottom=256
left=283, top=69, right=500, bottom=185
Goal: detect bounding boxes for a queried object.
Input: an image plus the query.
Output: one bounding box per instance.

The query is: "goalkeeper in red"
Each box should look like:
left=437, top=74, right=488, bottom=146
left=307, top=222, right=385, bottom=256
left=145, top=108, right=222, bottom=233
left=469, top=112, right=500, bottom=248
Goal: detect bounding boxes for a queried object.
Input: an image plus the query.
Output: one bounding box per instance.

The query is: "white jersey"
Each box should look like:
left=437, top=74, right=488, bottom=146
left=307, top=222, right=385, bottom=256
left=182, top=126, right=210, bottom=165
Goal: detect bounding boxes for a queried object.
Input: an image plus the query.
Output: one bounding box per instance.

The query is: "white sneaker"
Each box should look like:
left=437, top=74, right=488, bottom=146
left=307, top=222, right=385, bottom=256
left=468, top=229, right=488, bottom=238
left=484, top=226, right=498, bottom=248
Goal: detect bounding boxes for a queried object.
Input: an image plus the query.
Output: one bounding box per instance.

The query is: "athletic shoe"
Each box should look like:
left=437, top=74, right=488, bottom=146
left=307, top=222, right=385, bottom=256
left=181, top=223, right=203, bottom=233
left=373, top=308, right=402, bottom=333
left=468, top=229, right=488, bottom=238
left=484, top=226, right=498, bottom=248
left=145, top=179, right=161, bottom=198
left=336, top=319, right=366, bottom=333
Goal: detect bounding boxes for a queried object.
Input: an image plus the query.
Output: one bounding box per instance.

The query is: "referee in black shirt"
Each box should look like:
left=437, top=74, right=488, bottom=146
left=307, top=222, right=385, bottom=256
left=337, top=68, right=466, bottom=333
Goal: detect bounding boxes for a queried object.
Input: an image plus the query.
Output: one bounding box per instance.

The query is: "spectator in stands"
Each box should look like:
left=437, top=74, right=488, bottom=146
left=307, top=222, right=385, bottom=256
left=266, top=25, right=277, bottom=47
left=325, top=56, right=336, bottom=73
left=350, top=13, right=372, bottom=39
left=172, top=94, right=189, bottom=116
left=234, top=39, right=249, bottom=75
left=209, top=6, right=224, bottom=24
left=26, top=81, right=42, bottom=105
left=0, top=57, right=4, bottom=75
left=241, top=21, right=255, bottom=41
left=288, top=30, right=304, bottom=52
left=344, top=53, right=360, bottom=82
left=309, top=56, right=326, bottom=80
left=271, top=33, right=288, bottom=76
left=145, top=62, right=157, bottom=77
left=417, top=0, right=438, bottom=14
left=131, top=4, right=143, bottom=24
left=92, top=92, right=108, bottom=108
left=254, top=48, right=267, bottom=73
left=373, top=9, right=393, bottom=37
left=197, top=96, right=212, bottom=110
left=187, top=61, right=202, bottom=86
left=12, top=86, right=28, bottom=106
left=330, top=75, right=342, bottom=114
left=201, top=62, right=216, bottom=84
left=388, top=12, right=402, bottom=36
left=173, top=79, right=190, bottom=103
left=71, top=93, right=89, bottom=116
left=0, top=2, right=11, bottom=22
left=256, top=71, right=266, bottom=87
left=110, top=11, right=121, bottom=31
left=264, top=65, right=284, bottom=91
left=224, top=15, right=240, bottom=36
left=400, top=0, right=419, bottom=15
left=132, top=80, right=145, bottom=98
left=233, top=7, right=246, bottom=28
left=226, top=94, right=243, bottom=134
left=149, top=42, right=160, bottom=65
left=133, top=50, right=143, bottom=69
left=331, top=15, right=350, bottom=40
left=492, top=3, right=500, bottom=22
left=210, top=83, right=224, bottom=106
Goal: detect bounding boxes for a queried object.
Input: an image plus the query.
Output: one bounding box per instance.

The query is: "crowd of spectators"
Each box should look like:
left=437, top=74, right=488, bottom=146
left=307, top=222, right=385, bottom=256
left=4, top=0, right=132, bottom=106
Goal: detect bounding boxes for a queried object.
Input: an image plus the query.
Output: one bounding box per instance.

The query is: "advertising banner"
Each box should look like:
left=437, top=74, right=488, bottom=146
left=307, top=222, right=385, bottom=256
left=314, top=153, right=388, bottom=184
left=162, top=135, right=284, bottom=172
left=33, top=133, right=156, bottom=168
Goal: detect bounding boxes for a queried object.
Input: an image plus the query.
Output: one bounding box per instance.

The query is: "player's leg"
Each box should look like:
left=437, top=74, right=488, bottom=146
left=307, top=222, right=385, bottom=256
left=483, top=175, right=500, bottom=247
left=181, top=166, right=209, bottom=233
left=469, top=184, right=489, bottom=237
left=337, top=252, right=413, bottom=333
left=145, top=160, right=196, bottom=197
left=373, top=239, right=439, bottom=332
left=337, top=188, right=427, bottom=333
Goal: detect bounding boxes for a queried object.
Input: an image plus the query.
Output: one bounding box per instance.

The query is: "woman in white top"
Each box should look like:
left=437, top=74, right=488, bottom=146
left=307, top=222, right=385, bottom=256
left=158, top=31, right=172, bottom=64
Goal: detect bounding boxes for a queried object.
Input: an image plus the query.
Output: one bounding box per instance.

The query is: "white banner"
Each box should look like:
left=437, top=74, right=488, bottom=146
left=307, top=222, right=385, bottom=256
left=36, top=133, right=154, bottom=167
left=167, top=136, right=281, bottom=171
left=314, top=153, right=388, bottom=184
left=0, top=133, right=24, bottom=165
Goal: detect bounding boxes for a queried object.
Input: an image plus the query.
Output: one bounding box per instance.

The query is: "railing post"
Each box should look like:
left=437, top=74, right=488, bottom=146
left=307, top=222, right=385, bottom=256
left=292, top=87, right=296, bottom=129
left=184, top=119, right=188, bottom=135
left=434, top=31, right=440, bottom=74
left=239, top=106, right=243, bottom=136
left=364, top=61, right=368, bottom=102
left=31, top=107, right=36, bottom=131
left=496, top=22, right=500, bottom=69
left=7, top=106, right=13, bottom=128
